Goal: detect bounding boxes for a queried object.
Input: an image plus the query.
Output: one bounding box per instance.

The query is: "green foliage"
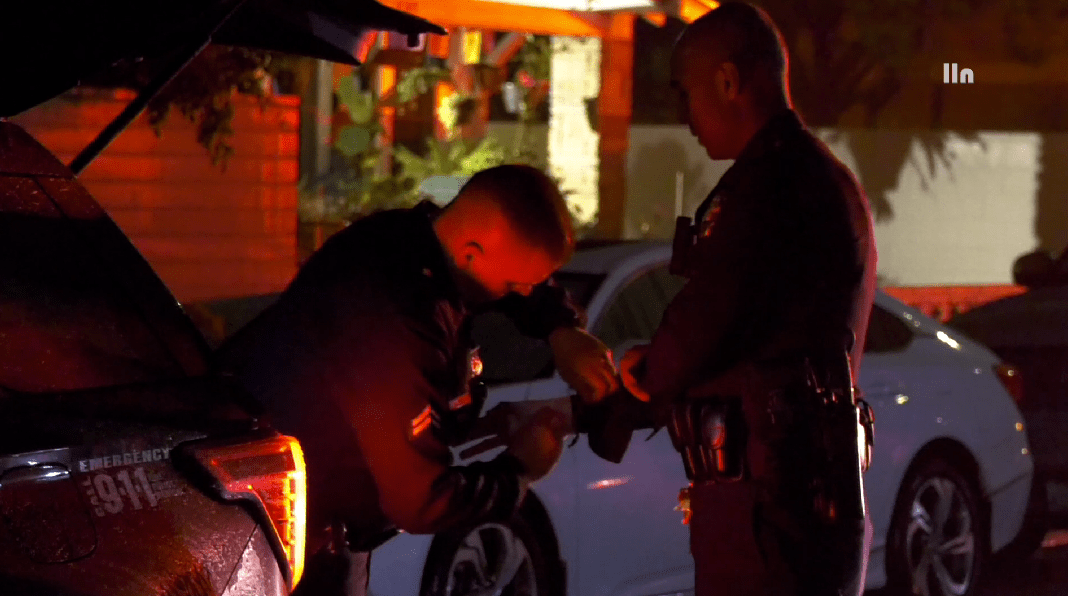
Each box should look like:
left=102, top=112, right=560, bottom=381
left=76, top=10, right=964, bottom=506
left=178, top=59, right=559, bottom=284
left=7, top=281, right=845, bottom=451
left=325, top=36, right=561, bottom=220
left=143, top=46, right=293, bottom=167
left=395, top=67, right=453, bottom=104
left=397, top=136, right=506, bottom=177
left=513, top=35, right=551, bottom=83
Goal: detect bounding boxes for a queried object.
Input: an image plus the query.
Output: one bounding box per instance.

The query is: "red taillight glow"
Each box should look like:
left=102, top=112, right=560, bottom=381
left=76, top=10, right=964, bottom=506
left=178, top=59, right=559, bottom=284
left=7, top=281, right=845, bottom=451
left=995, top=364, right=1024, bottom=404
left=191, top=435, right=306, bottom=586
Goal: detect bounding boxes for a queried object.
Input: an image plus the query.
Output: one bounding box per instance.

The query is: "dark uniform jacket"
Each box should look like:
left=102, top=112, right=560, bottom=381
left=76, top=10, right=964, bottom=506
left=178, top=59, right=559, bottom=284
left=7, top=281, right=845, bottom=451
left=641, top=109, right=877, bottom=407
left=215, top=201, right=583, bottom=549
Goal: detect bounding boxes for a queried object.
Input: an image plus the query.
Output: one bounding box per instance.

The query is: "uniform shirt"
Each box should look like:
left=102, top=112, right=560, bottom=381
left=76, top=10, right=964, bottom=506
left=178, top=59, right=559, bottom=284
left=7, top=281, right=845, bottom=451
left=215, top=201, right=583, bottom=543
left=641, top=109, right=878, bottom=404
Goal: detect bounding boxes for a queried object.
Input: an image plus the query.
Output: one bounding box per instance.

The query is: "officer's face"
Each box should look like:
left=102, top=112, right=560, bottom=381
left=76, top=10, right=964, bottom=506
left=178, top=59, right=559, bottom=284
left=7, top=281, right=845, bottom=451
left=458, top=225, right=564, bottom=304
left=670, top=46, right=741, bottom=160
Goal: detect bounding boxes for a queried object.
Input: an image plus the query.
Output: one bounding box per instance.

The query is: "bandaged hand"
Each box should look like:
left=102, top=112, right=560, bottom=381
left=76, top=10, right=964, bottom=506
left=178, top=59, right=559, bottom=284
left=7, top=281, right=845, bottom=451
left=619, top=345, right=652, bottom=403
left=507, top=407, right=568, bottom=481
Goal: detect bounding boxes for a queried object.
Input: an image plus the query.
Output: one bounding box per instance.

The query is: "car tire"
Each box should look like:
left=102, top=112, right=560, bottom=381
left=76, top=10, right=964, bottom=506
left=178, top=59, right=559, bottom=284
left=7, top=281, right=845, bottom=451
left=419, top=499, right=563, bottom=596
left=886, top=457, right=987, bottom=596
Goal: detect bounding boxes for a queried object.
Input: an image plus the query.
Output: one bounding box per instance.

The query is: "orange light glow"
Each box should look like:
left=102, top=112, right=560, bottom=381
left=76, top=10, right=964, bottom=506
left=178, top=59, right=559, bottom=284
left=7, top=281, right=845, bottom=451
left=356, top=32, right=380, bottom=63
left=379, top=0, right=607, bottom=37
left=462, top=30, right=483, bottom=64
left=434, top=81, right=458, bottom=139
left=192, top=435, right=307, bottom=587
left=881, top=285, right=1026, bottom=322
left=429, top=32, right=452, bottom=59
left=679, top=0, right=718, bottom=22
left=378, top=65, right=398, bottom=149
left=642, top=11, right=668, bottom=27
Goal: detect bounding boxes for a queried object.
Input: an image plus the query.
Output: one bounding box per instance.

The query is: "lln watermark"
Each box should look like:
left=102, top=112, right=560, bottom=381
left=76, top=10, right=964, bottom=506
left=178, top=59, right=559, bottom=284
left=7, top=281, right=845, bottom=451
left=944, top=63, right=974, bottom=84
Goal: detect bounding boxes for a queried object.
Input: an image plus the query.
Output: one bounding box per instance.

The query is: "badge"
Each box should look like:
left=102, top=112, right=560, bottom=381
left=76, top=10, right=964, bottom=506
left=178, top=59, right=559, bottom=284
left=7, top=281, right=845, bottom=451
left=675, top=484, right=693, bottom=525
left=466, top=347, right=483, bottom=383
left=699, top=195, right=723, bottom=238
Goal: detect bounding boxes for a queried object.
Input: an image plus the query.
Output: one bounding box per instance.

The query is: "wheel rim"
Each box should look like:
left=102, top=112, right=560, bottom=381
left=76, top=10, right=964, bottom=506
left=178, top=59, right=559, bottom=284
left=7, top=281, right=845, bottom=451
left=442, top=522, right=537, bottom=596
left=904, top=476, right=977, bottom=596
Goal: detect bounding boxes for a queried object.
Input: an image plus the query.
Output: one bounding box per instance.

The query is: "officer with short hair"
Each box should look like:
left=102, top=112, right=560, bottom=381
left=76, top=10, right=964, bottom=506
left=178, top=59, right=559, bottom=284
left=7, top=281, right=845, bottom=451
left=216, top=164, right=619, bottom=596
left=615, top=3, right=879, bottom=595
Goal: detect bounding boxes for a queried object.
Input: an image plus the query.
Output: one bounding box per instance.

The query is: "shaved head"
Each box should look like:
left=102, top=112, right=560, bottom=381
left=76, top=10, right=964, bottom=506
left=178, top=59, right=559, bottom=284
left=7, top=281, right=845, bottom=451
left=669, top=1, right=792, bottom=159
left=676, top=2, right=788, bottom=97
left=452, top=165, right=574, bottom=262
left=434, top=164, right=574, bottom=304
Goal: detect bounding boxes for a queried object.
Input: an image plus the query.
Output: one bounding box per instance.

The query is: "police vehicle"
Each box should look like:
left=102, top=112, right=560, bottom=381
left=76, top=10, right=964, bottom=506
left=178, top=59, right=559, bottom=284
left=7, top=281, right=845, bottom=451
left=0, top=0, right=441, bottom=593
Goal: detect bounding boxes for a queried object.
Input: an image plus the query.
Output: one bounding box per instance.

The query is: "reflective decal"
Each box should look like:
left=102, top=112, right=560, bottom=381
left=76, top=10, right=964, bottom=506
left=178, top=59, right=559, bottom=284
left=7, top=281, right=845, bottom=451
left=448, top=393, right=472, bottom=411
left=77, top=447, right=170, bottom=472
left=78, top=447, right=186, bottom=516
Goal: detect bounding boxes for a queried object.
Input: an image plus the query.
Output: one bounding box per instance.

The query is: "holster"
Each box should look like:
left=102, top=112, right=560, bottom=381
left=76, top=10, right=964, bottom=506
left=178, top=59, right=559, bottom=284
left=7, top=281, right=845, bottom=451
left=668, top=396, right=746, bottom=483
left=804, top=369, right=866, bottom=524
left=668, top=353, right=874, bottom=526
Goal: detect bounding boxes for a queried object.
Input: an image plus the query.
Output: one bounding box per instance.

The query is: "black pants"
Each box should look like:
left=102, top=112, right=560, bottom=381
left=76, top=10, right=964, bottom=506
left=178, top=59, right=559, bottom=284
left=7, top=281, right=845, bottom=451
left=291, top=547, right=371, bottom=596
left=689, top=482, right=869, bottom=596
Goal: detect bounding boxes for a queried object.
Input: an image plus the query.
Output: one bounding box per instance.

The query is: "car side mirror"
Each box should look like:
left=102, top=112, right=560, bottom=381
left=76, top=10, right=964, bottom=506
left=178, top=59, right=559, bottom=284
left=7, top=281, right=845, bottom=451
left=1013, top=250, right=1055, bottom=287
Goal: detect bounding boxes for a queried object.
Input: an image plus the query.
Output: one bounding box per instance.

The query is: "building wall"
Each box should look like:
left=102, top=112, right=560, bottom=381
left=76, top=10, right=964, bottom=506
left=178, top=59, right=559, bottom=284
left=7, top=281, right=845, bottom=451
left=485, top=122, right=1044, bottom=286
left=14, top=90, right=300, bottom=303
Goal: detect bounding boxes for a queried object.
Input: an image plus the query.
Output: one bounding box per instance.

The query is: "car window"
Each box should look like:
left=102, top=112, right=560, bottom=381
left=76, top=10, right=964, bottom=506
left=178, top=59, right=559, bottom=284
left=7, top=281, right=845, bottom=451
left=863, top=304, right=914, bottom=353
left=468, top=273, right=605, bottom=386
left=0, top=175, right=185, bottom=393
left=592, top=266, right=687, bottom=349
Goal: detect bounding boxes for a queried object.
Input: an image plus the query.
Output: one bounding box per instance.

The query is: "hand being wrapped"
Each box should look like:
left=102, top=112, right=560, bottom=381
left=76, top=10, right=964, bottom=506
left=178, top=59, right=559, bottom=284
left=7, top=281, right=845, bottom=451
left=549, top=327, right=619, bottom=404
left=460, top=399, right=574, bottom=480
left=507, top=407, right=568, bottom=481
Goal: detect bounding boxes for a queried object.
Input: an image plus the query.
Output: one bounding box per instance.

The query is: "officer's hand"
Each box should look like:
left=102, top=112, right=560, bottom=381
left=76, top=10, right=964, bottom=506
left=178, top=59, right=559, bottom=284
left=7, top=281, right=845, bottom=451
left=548, top=327, right=619, bottom=404
left=507, top=407, right=568, bottom=482
left=619, top=346, right=652, bottom=403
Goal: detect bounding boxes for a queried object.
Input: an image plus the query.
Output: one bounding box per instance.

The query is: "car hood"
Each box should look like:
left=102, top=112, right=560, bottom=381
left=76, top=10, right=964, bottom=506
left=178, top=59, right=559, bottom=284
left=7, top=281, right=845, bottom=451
left=1, top=0, right=444, bottom=117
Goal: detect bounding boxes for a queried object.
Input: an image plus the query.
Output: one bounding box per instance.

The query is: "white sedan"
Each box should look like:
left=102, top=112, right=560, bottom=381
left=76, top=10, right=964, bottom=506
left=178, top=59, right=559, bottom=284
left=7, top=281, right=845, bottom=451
left=369, top=241, right=1036, bottom=596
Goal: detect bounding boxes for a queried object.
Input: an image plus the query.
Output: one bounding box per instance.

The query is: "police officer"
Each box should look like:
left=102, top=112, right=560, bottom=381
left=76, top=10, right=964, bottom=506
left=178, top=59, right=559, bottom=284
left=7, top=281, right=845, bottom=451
left=616, top=3, right=879, bottom=595
left=215, top=164, right=619, bottom=596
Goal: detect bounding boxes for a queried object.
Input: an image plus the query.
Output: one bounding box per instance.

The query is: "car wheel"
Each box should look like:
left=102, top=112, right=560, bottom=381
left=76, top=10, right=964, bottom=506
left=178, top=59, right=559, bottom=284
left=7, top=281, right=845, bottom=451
left=420, top=503, right=561, bottom=596
left=887, top=458, right=986, bottom=596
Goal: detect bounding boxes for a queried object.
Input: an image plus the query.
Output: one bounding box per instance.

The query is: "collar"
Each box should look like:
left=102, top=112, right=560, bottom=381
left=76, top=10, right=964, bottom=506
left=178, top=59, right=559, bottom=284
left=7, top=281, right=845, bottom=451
left=412, top=200, right=465, bottom=311
left=735, top=108, right=803, bottom=165
left=696, top=109, right=802, bottom=221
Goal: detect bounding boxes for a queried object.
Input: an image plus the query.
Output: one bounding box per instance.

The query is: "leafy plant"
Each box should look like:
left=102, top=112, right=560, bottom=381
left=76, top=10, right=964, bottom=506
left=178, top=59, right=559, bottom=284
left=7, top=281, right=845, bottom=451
left=394, top=137, right=506, bottom=195
left=328, top=37, right=559, bottom=219
left=395, top=67, right=453, bottom=104
left=78, top=45, right=297, bottom=168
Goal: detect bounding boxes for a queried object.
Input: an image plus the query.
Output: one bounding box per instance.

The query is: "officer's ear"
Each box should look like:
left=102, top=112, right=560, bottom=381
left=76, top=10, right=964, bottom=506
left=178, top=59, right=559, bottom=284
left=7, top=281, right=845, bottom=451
left=460, top=241, right=485, bottom=269
left=716, top=62, right=740, bottom=101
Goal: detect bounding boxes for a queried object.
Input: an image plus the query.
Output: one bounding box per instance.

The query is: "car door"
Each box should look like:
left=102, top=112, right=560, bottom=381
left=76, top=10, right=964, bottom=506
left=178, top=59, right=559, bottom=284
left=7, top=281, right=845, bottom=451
left=571, top=265, right=695, bottom=596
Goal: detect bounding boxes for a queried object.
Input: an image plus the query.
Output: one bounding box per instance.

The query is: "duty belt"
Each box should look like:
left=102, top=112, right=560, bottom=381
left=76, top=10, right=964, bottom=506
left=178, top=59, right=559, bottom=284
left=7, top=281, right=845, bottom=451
left=667, top=361, right=800, bottom=484
left=668, top=397, right=747, bottom=483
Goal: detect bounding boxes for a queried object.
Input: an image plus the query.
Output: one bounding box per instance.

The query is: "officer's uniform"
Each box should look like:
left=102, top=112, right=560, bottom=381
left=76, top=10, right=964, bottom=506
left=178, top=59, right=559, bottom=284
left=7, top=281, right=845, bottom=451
left=637, top=109, right=878, bottom=596
left=215, top=201, right=583, bottom=596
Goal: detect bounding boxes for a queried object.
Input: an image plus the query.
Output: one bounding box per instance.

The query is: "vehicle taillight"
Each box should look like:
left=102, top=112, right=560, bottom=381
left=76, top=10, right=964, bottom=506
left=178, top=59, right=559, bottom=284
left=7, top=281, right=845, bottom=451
left=995, top=363, right=1024, bottom=404
left=189, top=435, right=306, bottom=586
